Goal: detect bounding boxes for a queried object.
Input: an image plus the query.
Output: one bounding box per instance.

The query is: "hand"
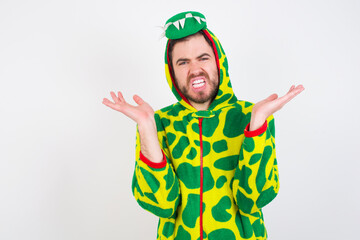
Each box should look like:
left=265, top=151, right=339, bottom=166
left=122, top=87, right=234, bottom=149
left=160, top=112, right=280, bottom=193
left=250, top=85, right=305, bottom=131
left=102, top=91, right=155, bottom=125
left=103, top=91, right=162, bottom=163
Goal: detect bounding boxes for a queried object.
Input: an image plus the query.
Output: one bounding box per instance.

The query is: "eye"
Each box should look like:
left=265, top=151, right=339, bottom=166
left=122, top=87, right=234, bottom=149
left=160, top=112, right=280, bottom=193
left=178, top=61, right=187, bottom=66
left=200, top=57, right=209, bottom=61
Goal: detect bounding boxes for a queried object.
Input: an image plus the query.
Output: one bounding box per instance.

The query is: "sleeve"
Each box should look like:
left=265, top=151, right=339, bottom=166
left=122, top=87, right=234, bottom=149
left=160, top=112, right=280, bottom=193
left=232, top=114, right=279, bottom=214
left=131, top=113, right=181, bottom=218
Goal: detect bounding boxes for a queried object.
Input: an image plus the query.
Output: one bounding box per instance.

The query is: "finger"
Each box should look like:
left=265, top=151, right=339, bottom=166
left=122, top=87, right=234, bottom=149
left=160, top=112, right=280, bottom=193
left=295, top=84, right=305, bottom=91
left=290, top=85, right=305, bottom=96
left=265, top=93, right=278, bottom=102
left=102, top=98, right=118, bottom=110
left=133, top=94, right=145, bottom=105
left=255, top=93, right=277, bottom=107
left=277, top=85, right=304, bottom=106
left=288, top=85, right=295, bottom=93
left=110, top=91, right=120, bottom=104
left=102, top=98, right=113, bottom=104
left=117, top=91, right=125, bottom=103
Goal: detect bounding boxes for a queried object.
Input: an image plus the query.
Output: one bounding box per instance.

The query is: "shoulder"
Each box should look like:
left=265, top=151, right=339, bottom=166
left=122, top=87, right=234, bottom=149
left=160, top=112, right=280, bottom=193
left=229, top=100, right=254, bottom=115
left=153, top=102, right=185, bottom=132
left=235, top=100, right=276, bottom=134
left=155, top=102, right=185, bottom=118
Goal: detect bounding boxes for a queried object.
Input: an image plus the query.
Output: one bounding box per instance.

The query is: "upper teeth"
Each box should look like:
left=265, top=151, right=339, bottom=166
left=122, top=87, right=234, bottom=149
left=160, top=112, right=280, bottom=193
left=193, top=79, right=205, bottom=84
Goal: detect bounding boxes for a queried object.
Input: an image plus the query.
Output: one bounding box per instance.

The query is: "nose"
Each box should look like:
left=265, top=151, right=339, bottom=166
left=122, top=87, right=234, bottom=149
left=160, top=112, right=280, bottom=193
left=188, top=61, right=203, bottom=76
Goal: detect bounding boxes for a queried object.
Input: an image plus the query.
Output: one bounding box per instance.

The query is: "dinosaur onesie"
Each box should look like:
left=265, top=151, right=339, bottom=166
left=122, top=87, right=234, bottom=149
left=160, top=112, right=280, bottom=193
left=131, top=11, right=279, bottom=240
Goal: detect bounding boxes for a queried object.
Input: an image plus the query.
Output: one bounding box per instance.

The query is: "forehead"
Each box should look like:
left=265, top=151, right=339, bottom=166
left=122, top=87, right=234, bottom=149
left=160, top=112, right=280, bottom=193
left=172, top=34, right=215, bottom=60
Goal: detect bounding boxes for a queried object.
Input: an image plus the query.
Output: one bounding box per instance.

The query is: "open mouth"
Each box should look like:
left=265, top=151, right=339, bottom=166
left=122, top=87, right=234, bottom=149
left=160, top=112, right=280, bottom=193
left=192, top=79, right=205, bottom=89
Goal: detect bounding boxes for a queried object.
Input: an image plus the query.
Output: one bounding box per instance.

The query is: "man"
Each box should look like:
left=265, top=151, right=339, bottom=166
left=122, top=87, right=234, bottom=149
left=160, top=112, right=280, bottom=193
left=103, top=11, right=304, bottom=240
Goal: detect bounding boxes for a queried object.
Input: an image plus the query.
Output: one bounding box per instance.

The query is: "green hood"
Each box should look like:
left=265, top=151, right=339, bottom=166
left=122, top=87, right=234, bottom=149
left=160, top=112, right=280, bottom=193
left=164, top=11, right=238, bottom=112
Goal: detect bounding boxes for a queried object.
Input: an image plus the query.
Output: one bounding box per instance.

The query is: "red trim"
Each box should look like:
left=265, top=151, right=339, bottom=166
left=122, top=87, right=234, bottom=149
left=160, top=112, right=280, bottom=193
left=166, top=40, right=191, bottom=105
left=199, top=118, right=204, bottom=240
left=203, top=30, right=220, bottom=75
left=166, top=30, right=221, bottom=107
left=139, top=150, right=167, bottom=169
left=244, top=120, right=268, bottom=138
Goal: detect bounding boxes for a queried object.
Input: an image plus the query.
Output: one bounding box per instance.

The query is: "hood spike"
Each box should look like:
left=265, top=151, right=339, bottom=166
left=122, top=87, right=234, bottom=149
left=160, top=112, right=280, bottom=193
left=194, top=16, right=201, bottom=24
left=173, top=21, right=180, bottom=30
left=179, top=18, right=185, bottom=29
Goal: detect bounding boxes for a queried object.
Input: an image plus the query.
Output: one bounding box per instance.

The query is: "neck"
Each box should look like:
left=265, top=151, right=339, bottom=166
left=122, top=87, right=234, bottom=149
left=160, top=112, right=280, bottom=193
left=190, top=101, right=211, bottom=111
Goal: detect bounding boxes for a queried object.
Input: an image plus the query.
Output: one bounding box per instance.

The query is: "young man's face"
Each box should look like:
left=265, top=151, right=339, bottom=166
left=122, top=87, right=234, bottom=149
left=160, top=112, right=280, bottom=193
left=171, top=33, right=219, bottom=110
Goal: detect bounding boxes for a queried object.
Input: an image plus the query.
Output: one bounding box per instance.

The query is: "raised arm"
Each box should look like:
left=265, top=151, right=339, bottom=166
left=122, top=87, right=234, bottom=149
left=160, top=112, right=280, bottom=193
left=102, top=91, right=162, bottom=163
left=249, top=85, right=304, bottom=130
left=103, top=91, right=180, bottom=218
left=232, top=85, right=304, bottom=214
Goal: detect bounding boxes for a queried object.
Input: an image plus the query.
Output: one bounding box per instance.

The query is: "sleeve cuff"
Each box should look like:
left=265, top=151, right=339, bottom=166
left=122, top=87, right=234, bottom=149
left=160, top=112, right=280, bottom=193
left=139, top=150, right=167, bottom=169
left=244, top=120, right=268, bottom=138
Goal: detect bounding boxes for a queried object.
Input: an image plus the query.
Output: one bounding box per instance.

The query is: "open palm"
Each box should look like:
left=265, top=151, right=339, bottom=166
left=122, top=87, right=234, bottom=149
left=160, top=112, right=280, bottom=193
left=102, top=91, right=154, bottom=124
left=252, top=85, right=304, bottom=121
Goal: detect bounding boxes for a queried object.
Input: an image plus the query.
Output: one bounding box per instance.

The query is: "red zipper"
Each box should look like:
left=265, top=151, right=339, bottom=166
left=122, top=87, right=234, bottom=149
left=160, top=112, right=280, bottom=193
left=199, top=118, right=204, bottom=240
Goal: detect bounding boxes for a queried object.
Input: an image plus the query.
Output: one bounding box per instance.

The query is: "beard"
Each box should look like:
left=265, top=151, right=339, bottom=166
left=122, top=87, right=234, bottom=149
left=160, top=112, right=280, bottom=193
left=176, top=71, right=219, bottom=104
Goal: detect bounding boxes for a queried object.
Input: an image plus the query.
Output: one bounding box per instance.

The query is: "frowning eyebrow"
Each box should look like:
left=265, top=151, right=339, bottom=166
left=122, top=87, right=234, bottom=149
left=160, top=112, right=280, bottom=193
left=175, top=53, right=212, bottom=65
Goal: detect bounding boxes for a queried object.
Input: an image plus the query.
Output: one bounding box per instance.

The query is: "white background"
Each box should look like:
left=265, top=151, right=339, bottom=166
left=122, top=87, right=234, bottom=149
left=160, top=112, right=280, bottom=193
left=1, top=0, right=359, bottom=239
